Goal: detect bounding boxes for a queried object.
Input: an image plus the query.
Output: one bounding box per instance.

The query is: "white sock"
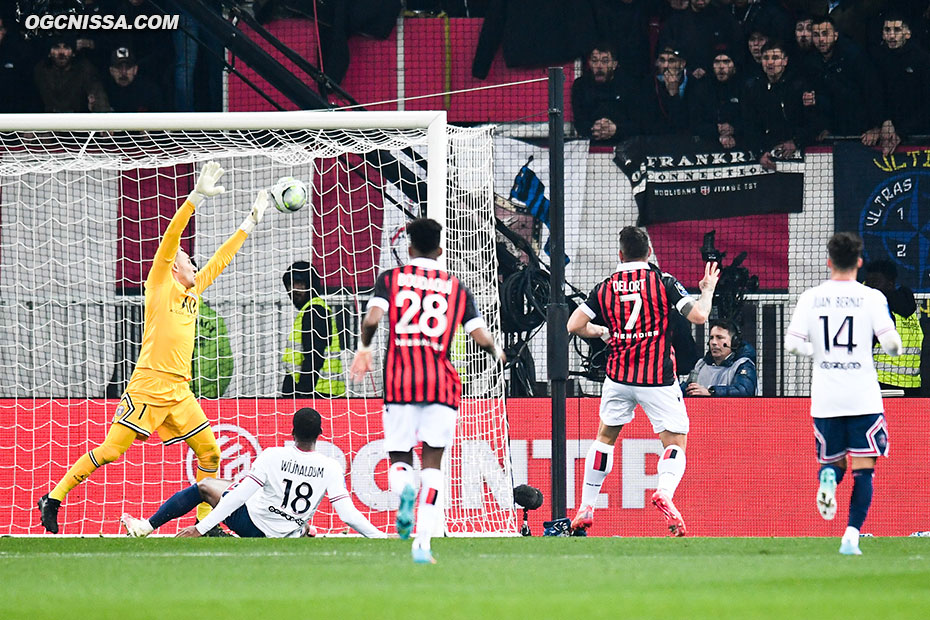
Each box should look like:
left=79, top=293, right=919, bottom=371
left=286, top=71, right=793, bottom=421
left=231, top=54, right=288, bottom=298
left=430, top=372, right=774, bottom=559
left=413, top=468, right=443, bottom=551
left=580, top=441, right=614, bottom=507
left=388, top=461, right=415, bottom=496
left=843, top=526, right=860, bottom=542
left=656, top=445, right=686, bottom=497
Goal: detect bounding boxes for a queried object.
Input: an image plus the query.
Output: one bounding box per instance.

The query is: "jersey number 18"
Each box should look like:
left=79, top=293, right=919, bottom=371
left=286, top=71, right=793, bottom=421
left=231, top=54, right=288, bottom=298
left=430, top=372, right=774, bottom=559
left=281, top=478, right=314, bottom=514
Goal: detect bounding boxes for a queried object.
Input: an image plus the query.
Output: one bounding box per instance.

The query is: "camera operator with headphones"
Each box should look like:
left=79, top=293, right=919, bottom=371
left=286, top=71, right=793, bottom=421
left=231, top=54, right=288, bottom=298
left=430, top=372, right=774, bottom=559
left=682, top=318, right=758, bottom=396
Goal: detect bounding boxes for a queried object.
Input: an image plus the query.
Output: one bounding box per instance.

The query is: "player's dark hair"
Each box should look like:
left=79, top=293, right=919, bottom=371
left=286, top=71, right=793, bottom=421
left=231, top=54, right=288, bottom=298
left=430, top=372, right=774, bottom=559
left=709, top=318, right=741, bottom=350
left=827, top=232, right=863, bottom=270
left=282, top=260, right=321, bottom=292
left=588, top=41, right=618, bottom=60
left=811, top=15, right=836, bottom=29
left=883, top=11, right=910, bottom=29
left=761, top=40, right=789, bottom=56
left=407, top=218, right=442, bottom=256
left=47, top=34, right=76, bottom=53
left=292, top=407, right=322, bottom=443
left=863, top=259, right=898, bottom=282
left=618, top=226, right=650, bottom=261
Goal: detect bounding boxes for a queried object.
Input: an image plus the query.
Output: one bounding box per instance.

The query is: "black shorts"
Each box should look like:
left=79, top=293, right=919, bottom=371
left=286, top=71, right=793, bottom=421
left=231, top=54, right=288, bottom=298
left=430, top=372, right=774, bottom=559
left=813, top=413, right=888, bottom=464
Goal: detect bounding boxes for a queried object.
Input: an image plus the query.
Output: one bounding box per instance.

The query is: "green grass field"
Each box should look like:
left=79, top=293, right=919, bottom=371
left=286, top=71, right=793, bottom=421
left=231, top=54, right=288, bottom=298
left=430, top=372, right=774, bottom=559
left=1, top=537, right=928, bottom=619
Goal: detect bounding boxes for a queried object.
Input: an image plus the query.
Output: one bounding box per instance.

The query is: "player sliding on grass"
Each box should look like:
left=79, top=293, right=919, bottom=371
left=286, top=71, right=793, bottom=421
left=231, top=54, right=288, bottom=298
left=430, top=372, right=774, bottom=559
left=120, top=408, right=385, bottom=538
left=785, top=232, right=901, bottom=555
left=350, top=218, right=505, bottom=564
left=567, top=226, right=718, bottom=536
left=39, top=161, right=269, bottom=534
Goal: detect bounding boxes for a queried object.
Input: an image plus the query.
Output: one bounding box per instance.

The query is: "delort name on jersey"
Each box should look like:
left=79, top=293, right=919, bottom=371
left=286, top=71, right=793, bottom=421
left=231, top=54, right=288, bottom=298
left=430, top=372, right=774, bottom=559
left=612, top=278, right=644, bottom=293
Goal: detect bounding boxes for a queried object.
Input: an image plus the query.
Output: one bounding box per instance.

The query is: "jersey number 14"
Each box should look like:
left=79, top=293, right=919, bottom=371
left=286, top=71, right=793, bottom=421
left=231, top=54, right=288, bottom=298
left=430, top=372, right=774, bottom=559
left=819, top=315, right=856, bottom=353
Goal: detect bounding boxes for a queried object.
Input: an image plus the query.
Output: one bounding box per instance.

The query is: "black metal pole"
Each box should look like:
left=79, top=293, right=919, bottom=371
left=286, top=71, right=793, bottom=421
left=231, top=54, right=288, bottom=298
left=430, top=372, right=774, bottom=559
left=165, top=0, right=329, bottom=110
left=547, top=67, right=568, bottom=521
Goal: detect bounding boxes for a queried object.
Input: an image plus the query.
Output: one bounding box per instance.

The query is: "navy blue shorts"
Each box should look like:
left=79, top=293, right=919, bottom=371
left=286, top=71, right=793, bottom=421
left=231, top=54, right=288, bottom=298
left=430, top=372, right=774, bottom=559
left=813, top=413, right=888, bottom=464
left=220, top=494, right=266, bottom=538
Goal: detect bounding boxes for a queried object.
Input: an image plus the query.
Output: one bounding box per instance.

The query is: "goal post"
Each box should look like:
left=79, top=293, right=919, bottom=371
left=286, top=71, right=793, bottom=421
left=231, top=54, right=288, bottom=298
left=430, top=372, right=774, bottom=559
left=0, top=111, right=516, bottom=536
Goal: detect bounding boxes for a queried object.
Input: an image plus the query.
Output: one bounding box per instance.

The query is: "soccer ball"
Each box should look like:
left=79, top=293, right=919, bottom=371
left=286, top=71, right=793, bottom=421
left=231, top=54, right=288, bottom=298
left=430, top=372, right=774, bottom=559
left=270, top=177, right=308, bottom=213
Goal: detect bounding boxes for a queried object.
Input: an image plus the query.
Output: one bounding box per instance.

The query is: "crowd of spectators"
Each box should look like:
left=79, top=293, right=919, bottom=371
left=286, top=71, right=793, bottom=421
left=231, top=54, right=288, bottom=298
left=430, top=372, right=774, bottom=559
left=0, top=0, right=223, bottom=113
left=572, top=0, right=930, bottom=157
left=6, top=0, right=928, bottom=141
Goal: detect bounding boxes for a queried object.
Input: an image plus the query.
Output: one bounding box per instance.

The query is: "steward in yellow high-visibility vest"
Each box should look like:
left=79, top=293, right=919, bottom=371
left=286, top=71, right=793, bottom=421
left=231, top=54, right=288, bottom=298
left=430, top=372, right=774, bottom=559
left=863, top=259, right=924, bottom=395
left=874, top=310, right=922, bottom=389
left=281, top=261, right=346, bottom=397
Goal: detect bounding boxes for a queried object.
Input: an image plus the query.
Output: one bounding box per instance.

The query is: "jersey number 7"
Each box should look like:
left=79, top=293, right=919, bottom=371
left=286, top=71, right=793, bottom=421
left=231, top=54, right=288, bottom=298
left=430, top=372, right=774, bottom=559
left=620, top=293, right=643, bottom=331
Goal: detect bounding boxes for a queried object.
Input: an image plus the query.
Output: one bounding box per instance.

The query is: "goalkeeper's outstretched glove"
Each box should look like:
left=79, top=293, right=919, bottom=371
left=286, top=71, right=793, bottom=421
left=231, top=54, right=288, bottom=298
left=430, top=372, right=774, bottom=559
left=187, top=161, right=226, bottom=208
left=240, top=189, right=270, bottom=234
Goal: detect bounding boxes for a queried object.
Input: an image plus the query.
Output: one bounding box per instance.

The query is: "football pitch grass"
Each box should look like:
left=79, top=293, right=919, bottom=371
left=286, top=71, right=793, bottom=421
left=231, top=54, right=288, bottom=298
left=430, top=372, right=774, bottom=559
left=1, top=537, right=928, bottom=619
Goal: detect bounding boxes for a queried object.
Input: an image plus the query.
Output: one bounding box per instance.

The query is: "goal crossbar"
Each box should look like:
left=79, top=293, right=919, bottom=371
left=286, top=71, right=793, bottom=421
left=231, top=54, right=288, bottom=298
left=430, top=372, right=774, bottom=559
left=0, top=111, right=447, bottom=132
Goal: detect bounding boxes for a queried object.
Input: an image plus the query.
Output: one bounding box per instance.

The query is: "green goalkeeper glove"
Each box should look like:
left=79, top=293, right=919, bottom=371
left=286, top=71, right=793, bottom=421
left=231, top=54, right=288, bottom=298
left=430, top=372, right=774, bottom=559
left=188, top=161, right=226, bottom=208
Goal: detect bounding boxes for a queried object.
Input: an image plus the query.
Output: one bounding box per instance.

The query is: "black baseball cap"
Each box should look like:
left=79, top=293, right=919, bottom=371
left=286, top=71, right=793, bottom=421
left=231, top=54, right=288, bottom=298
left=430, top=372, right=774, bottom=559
left=110, top=46, right=137, bottom=68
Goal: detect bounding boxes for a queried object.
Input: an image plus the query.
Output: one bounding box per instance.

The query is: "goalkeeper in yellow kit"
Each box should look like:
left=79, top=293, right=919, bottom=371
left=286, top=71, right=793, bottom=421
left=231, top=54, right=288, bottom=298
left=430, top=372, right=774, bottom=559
left=38, top=161, right=270, bottom=534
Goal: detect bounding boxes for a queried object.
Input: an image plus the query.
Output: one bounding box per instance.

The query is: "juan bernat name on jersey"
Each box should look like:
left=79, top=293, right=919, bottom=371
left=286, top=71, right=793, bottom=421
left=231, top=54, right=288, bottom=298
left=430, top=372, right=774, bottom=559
left=280, top=460, right=325, bottom=477
left=813, top=295, right=863, bottom=308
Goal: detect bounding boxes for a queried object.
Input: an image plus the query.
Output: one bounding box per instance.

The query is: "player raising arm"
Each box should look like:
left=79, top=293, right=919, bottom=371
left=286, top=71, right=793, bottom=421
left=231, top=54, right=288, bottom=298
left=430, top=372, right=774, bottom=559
left=785, top=232, right=901, bottom=555
left=38, top=161, right=269, bottom=534
left=119, top=408, right=385, bottom=539
left=567, top=226, right=718, bottom=536
left=349, top=218, right=504, bottom=564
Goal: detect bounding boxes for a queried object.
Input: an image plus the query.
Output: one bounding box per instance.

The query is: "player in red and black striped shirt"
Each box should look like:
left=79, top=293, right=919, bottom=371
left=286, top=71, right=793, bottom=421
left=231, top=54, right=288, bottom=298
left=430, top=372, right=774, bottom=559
left=350, top=218, right=504, bottom=563
left=567, top=226, right=718, bottom=536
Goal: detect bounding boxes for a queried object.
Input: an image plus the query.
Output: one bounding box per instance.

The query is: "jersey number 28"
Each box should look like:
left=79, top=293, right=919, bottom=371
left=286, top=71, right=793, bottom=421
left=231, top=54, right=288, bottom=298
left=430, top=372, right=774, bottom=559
left=395, top=291, right=449, bottom=338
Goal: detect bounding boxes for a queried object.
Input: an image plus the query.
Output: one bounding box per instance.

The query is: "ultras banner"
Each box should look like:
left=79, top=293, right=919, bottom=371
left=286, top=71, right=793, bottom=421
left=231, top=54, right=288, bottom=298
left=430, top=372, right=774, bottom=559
left=615, top=136, right=804, bottom=225
left=834, top=142, right=930, bottom=292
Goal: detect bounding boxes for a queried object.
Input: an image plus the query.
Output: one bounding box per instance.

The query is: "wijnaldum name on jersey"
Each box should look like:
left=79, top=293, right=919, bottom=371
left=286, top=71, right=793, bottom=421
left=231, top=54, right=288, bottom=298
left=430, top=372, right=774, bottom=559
left=279, top=461, right=324, bottom=477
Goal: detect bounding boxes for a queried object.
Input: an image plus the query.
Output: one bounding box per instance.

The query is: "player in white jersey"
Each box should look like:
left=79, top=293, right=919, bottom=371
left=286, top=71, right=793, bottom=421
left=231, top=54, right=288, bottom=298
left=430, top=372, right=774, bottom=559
left=119, top=408, right=385, bottom=539
left=785, top=233, right=901, bottom=555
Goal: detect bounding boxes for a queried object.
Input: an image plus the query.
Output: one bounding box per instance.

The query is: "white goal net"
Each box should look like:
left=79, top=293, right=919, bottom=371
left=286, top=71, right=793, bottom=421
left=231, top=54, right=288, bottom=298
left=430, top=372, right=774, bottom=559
left=0, top=111, right=516, bottom=536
